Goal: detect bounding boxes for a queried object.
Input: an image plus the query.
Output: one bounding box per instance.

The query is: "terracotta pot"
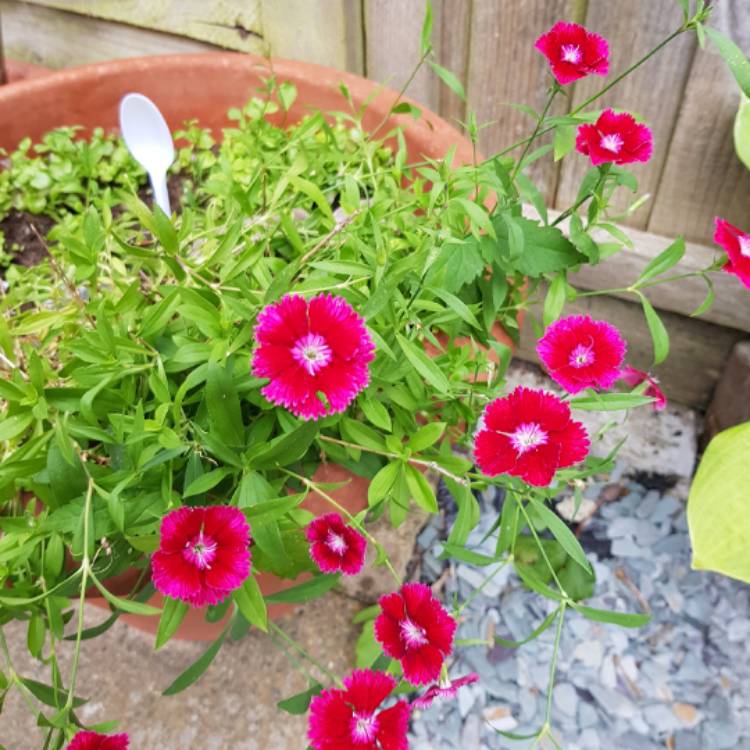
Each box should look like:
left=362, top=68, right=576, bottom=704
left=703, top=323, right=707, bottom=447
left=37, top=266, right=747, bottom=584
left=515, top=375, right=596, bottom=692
left=0, top=53, right=502, bottom=640
left=4, top=59, right=51, bottom=85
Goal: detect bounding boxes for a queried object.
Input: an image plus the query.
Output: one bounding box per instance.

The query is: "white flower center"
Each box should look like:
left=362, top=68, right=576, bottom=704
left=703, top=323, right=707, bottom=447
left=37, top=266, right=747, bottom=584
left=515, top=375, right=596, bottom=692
left=560, top=44, right=582, bottom=64
left=739, top=234, right=750, bottom=258
left=400, top=618, right=428, bottom=648
left=291, top=332, right=332, bottom=376
left=510, top=422, right=548, bottom=455
left=326, top=530, right=347, bottom=556
left=351, top=712, right=378, bottom=743
left=568, top=343, right=595, bottom=369
left=600, top=133, right=624, bottom=154
left=183, top=531, right=218, bottom=570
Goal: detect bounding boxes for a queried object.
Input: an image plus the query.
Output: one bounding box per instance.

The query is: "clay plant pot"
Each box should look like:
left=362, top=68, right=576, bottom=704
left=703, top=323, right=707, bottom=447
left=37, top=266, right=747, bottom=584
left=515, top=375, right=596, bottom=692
left=0, top=53, right=509, bottom=640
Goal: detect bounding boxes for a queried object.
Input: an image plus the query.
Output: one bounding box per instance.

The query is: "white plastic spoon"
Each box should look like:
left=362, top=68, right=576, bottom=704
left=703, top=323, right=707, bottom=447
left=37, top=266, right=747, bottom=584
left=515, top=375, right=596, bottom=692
left=119, top=93, right=175, bottom=215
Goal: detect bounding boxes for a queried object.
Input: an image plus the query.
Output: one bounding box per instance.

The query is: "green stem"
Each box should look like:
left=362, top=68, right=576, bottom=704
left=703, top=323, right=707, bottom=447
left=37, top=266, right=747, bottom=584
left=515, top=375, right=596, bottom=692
left=63, top=478, right=94, bottom=713
left=456, top=559, right=510, bottom=615
left=317, top=434, right=469, bottom=486
left=511, top=83, right=560, bottom=181
left=517, top=500, right=568, bottom=598
left=543, top=601, right=567, bottom=731
left=268, top=621, right=343, bottom=686
left=551, top=164, right=610, bottom=227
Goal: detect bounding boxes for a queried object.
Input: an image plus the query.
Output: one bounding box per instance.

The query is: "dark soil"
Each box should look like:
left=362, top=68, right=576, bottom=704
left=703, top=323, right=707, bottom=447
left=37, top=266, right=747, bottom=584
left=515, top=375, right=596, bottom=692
left=0, top=210, right=54, bottom=272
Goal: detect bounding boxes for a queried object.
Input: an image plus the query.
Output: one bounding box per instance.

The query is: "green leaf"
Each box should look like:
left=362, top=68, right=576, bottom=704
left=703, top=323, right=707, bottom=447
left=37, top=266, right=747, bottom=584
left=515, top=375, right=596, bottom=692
left=408, top=422, right=446, bottom=452
left=428, top=60, right=465, bottom=100
left=183, top=467, right=233, bottom=497
left=289, top=176, right=334, bottom=225
left=19, top=678, right=86, bottom=708
left=437, top=238, right=485, bottom=292
left=155, top=597, right=189, bottom=650
left=439, top=542, right=503, bottom=567
left=553, top=124, right=576, bottom=161
left=492, top=215, right=585, bottom=276
left=570, top=393, right=655, bottom=411
left=89, top=573, right=161, bottom=616
left=735, top=92, right=750, bottom=170
left=396, top=334, right=450, bottom=394
left=404, top=465, right=438, bottom=513
left=688, top=421, right=750, bottom=583
left=638, top=237, right=685, bottom=284
left=233, top=576, right=268, bottom=632
left=206, top=361, right=244, bottom=447
left=277, top=681, right=323, bottom=715
left=575, top=605, right=650, bottom=628
left=543, top=275, right=567, bottom=326
left=162, top=627, right=228, bottom=695
left=494, top=607, right=559, bottom=648
left=420, top=0, right=433, bottom=54
left=640, top=295, right=669, bottom=364
left=27, top=614, right=45, bottom=658
left=341, top=417, right=385, bottom=452
left=246, top=421, right=317, bottom=469
left=706, top=26, right=750, bottom=97
left=360, top=398, right=391, bottom=432
left=368, top=461, right=401, bottom=506
left=0, top=413, right=33, bottom=441
left=264, top=574, right=340, bottom=603
left=528, top=499, right=591, bottom=574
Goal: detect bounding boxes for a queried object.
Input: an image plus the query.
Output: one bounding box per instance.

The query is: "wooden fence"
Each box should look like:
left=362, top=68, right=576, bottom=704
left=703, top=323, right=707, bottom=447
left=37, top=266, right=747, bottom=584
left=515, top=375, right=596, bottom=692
left=1, top=0, right=749, bottom=408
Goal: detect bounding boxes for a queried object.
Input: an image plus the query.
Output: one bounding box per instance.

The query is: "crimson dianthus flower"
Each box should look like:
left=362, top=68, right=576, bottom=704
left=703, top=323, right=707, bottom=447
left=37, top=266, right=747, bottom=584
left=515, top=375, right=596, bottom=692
left=374, top=582, right=456, bottom=686
left=473, top=387, right=589, bottom=487
left=576, top=109, right=653, bottom=166
left=714, top=217, right=750, bottom=290
left=252, top=293, right=375, bottom=420
left=534, top=22, right=609, bottom=85
left=308, top=669, right=410, bottom=750
left=620, top=366, right=667, bottom=412
left=536, top=315, right=627, bottom=394
left=66, top=732, right=129, bottom=750
left=412, top=673, right=479, bottom=710
left=306, top=512, right=367, bottom=575
left=152, top=505, right=251, bottom=607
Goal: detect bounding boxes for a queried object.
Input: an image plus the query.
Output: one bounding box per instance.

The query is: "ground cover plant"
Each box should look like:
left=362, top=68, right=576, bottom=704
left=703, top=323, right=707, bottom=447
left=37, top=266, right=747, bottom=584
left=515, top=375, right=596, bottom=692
left=0, top=2, right=748, bottom=747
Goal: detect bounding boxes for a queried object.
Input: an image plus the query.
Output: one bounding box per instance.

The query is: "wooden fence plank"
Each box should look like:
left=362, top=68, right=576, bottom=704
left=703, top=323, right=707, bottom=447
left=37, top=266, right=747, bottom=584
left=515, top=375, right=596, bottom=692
left=466, top=0, right=573, bottom=202
left=0, top=1, right=217, bottom=68
left=437, top=0, right=470, bottom=126
left=364, top=0, right=439, bottom=110
left=647, top=1, right=750, bottom=244
left=517, top=291, right=744, bottom=408
left=18, top=0, right=264, bottom=53
left=260, top=0, right=363, bottom=72
left=554, top=0, right=696, bottom=230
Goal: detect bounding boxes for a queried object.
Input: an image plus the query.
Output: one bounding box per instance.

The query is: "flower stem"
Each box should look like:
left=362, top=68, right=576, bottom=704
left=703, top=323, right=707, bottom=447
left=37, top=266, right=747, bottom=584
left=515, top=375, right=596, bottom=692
left=543, top=601, right=568, bottom=732
left=511, top=83, right=560, bottom=181
left=456, top=559, right=510, bottom=615
left=269, top=621, right=343, bottom=686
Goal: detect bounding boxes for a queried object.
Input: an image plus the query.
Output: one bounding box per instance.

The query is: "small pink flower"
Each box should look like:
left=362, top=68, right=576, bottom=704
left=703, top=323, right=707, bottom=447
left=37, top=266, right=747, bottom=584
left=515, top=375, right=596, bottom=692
left=375, top=582, right=456, bottom=686
left=536, top=315, right=627, bottom=394
left=412, top=673, right=479, bottom=710
left=620, top=366, right=667, bottom=411
left=252, top=293, right=375, bottom=420
left=576, top=109, right=653, bottom=166
left=714, top=217, right=750, bottom=290
left=308, top=669, right=410, bottom=750
left=474, top=387, right=590, bottom=487
left=67, top=732, right=129, bottom=750
left=306, top=513, right=367, bottom=575
left=152, top=506, right=251, bottom=607
left=535, top=22, right=609, bottom=85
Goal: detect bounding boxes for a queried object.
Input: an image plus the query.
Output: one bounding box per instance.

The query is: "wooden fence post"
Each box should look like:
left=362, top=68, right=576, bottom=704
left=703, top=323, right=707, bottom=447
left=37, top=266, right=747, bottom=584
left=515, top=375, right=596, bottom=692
left=0, top=8, right=8, bottom=85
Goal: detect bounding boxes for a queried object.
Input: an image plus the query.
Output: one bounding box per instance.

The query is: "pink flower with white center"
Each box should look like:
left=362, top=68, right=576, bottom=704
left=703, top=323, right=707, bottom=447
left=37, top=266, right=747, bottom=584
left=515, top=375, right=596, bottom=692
left=375, top=582, right=457, bottom=686
left=534, top=22, right=609, bottom=85
left=308, top=669, right=410, bottom=750
left=474, top=387, right=590, bottom=487
left=66, top=733, right=129, bottom=750
left=412, top=673, right=480, bottom=710
left=151, top=506, right=251, bottom=607
left=252, top=293, right=375, bottom=421
left=306, top=513, right=367, bottom=576
left=536, top=315, right=627, bottom=394
left=576, top=109, right=653, bottom=166
left=714, top=217, right=750, bottom=290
